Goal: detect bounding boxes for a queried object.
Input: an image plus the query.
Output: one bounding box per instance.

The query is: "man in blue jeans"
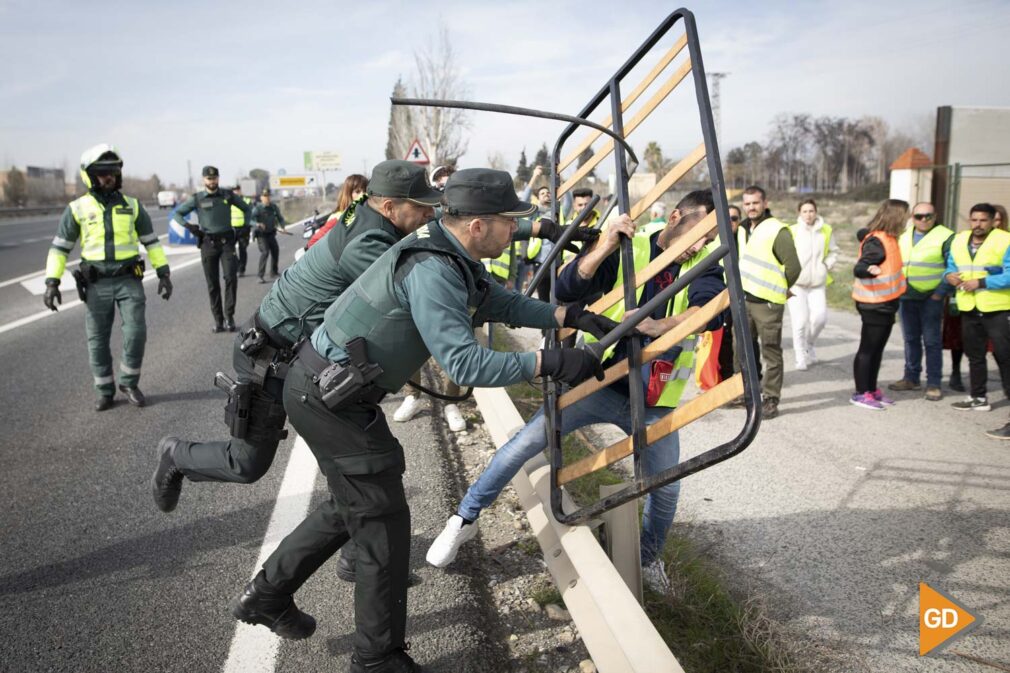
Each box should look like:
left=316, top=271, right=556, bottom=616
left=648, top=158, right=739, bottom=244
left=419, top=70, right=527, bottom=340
left=888, top=202, right=954, bottom=400
left=426, top=190, right=725, bottom=592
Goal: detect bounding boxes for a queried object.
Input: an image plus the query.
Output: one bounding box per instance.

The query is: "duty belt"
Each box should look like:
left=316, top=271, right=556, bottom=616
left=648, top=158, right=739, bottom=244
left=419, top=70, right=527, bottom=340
left=295, top=339, right=386, bottom=408
left=79, top=259, right=145, bottom=282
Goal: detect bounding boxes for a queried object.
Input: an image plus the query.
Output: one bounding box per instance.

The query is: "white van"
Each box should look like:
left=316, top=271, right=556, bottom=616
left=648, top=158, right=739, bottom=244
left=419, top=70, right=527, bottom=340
left=157, top=191, right=177, bottom=209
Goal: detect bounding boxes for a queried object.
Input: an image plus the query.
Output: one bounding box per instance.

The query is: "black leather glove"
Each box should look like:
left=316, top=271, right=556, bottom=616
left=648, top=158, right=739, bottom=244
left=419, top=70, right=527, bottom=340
left=43, top=279, right=61, bottom=312
left=560, top=224, right=600, bottom=253
left=562, top=304, right=621, bottom=340
left=536, top=218, right=562, bottom=242
left=157, top=273, right=173, bottom=301
left=540, top=348, right=605, bottom=386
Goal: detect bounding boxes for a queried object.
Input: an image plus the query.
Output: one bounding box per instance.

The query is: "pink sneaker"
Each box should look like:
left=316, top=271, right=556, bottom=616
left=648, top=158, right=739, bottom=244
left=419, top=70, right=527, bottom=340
left=850, top=392, right=885, bottom=410
left=870, top=389, right=896, bottom=406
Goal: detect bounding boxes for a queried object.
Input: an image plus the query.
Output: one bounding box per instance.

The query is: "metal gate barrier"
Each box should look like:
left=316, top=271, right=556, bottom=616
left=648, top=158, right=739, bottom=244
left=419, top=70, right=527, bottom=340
left=394, top=7, right=762, bottom=526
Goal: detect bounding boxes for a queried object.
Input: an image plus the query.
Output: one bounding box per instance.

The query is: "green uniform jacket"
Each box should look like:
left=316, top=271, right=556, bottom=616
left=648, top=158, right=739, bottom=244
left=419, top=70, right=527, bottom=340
left=258, top=202, right=402, bottom=343
left=47, top=190, right=168, bottom=278
left=313, top=219, right=557, bottom=393
left=251, top=202, right=285, bottom=235
left=174, top=189, right=251, bottom=234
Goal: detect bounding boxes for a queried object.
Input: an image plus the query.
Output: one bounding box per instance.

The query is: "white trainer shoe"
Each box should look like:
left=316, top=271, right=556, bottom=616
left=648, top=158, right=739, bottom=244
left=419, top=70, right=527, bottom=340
left=426, top=515, right=479, bottom=568
left=807, top=345, right=818, bottom=364
left=444, top=404, right=466, bottom=432
left=393, top=395, right=423, bottom=422
left=642, top=559, right=670, bottom=593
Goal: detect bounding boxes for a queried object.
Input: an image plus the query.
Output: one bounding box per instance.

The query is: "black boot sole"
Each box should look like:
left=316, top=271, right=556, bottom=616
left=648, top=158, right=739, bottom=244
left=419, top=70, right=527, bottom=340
left=152, top=437, right=184, bottom=513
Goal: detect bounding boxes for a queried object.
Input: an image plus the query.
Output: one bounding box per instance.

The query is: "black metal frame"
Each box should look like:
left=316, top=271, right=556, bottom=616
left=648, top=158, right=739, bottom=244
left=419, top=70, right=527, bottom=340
left=543, top=8, right=761, bottom=525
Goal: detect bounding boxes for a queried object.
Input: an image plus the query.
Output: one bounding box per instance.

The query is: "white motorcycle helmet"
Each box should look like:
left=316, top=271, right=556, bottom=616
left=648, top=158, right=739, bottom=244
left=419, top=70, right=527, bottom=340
left=79, top=143, right=124, bottom=191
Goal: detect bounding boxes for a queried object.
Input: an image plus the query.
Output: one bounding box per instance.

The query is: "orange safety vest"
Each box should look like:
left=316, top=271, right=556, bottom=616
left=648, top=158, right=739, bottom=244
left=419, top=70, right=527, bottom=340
left=851, top=231, right=906, bottom=303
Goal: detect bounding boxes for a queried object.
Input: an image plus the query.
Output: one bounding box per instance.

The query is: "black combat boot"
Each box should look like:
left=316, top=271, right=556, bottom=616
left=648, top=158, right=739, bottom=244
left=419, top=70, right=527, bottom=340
left=336, top=544, right=356, bottom=583
left=119, top=384, right=146, bottom=407
left=230, top=571, right=316, bottom=640
left=152, top=436, right=186, bottom=512
left=349, top=647, right=421, bottom=673
left=95, top=395, right=114, bottom=412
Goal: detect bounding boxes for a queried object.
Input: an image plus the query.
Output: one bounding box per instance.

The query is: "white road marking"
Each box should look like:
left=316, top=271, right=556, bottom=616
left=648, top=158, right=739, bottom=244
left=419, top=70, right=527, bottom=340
left=222, top=436, right=319, bottom=673
left=0, top=255, right=204, bottom=336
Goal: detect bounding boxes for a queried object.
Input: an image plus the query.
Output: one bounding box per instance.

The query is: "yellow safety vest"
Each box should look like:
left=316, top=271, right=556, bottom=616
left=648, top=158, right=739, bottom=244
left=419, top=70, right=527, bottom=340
left=707, top=225, right=749, bottom=267
left=525, top=214, right=544, bottom=261
left=483, top=242, right=513, bottom=280
left=898, top=224, right=953, bottom=293
left=230, top=203, right=246, bottom=228
left=561, top=208, right=601, bottom=263
left=71, top=193, right=142, bottom=262
left=582, top=231, right=705, bottom=408
left=788, top=222, right=835, bottom=286
left=740, top=217, right=789, bottom=303
left=950, top=229, right=1010, bottom=312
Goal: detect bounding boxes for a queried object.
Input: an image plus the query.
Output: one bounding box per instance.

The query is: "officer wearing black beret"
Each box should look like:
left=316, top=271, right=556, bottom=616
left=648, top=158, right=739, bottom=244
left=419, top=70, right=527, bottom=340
left=226, top=168, right=620, bottom=672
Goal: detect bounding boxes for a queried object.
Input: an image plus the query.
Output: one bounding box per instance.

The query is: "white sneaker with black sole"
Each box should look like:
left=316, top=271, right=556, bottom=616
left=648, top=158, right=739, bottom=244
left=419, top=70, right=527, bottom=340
left=443, top=404, right=466, bottom=432
left=951, top=396, right=991, bottom=411
left=426, top=515, right=478, bottom=568
left=642, top=559, right=670, bottom=593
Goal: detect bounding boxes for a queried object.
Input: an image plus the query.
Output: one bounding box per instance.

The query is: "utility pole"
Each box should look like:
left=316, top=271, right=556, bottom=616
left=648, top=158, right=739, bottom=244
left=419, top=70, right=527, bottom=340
left=707, top=72, right=729, bottom=148
left=186, top=159, right=193, bottom=194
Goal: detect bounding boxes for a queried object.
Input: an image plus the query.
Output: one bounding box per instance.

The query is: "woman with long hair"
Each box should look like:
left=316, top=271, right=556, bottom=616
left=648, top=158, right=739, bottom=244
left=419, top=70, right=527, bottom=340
left=850, top=199, right=909, bottom=410
left=994, top=204, right=1009, bottom=231
left=305, top=174, right=369, bottom=250
left=787, top=199, right=839, bottom=369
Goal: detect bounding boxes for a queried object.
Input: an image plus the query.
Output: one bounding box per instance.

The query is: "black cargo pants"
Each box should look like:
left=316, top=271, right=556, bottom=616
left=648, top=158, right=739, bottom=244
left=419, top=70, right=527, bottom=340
left=201, top=231, right=238, bottom=325
left=262, top=357, right=409, bottom=661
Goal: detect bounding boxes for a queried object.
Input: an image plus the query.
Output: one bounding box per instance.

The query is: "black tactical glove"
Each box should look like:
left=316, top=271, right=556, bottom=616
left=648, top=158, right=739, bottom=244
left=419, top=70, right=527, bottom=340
left=536, top=218, right=562, bottom=242
left=157, top=273, right=173, bottom=301
left=565, top=224, right=601, bottom=244
left=43, top=279, right=61, bottom=312
left=562, top=303, right=621, bottom=340
left=540, top=348, right=605, bottom=386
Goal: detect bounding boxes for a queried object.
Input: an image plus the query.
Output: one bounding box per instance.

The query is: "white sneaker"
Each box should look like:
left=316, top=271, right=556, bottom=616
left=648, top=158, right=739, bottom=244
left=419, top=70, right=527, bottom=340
left=642, top=559, right=670, bottom=593
left=444, top=404, right=466, bottom=432
left=426, top=515, right=479, bottom=568
left=807, top=345, right=818, bottom=364
left=393, top=395, right=423, bottom=422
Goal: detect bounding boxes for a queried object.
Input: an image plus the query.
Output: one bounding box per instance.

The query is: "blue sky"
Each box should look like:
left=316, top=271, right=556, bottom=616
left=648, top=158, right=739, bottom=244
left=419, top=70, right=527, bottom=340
left=2, top=0, right=1009, bottom=186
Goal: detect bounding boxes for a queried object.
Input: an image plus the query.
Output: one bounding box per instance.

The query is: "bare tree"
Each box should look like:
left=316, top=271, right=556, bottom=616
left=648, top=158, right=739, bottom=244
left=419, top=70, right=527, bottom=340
left=487, top=151, right=506, bottom=171
left=4, top=167, right=27, bottom=206
left=411, top=22, right=470, bottom=166
left=385, top=77, right=414, bottom=161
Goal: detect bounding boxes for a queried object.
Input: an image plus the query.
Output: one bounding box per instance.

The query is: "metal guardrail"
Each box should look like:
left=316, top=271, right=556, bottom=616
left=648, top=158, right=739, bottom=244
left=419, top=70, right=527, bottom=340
left=473, top=386, right=684, bottom=673
left=0, top=205, right=67, bottom=219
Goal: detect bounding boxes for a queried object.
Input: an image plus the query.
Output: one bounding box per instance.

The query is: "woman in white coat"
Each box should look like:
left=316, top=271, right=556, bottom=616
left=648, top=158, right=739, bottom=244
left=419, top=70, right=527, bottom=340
left=788, top=199, right=839, bottom=369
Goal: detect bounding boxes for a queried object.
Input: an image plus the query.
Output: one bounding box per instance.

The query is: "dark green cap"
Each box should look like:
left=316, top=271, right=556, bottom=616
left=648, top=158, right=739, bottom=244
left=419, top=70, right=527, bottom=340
left=202, top=165, right=219, bottom=177
left=367, top=160, right=442, bottom=206
left=443, top=168, right=535, bottom=217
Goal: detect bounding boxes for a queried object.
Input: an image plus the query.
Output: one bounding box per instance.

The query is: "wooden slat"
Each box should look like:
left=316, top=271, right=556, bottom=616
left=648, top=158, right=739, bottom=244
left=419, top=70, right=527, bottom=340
left=558, top=35, right=689, bottom=172
left=559, top=290, right=730, bottom=409
left=558, top=58, right=693, bottom=197
left=557, top=210, right=718, bottom=340
left=628, top=143, right=707, bottom=221
left=557, top=374, right=744, bottom=485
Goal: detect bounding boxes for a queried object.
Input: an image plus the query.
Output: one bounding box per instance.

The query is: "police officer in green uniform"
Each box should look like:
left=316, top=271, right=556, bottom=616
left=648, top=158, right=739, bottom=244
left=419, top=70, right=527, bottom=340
left=173, top=166, right=251, bottom=332
left=151, top=161, right=442, bottom=517
left=231, top=184, right=252, bottom=276
left=226, top=168, right=618, bottom=673
left=43, top=144, right=173, bottom=411
left=252, top=189, right=289, bottom=282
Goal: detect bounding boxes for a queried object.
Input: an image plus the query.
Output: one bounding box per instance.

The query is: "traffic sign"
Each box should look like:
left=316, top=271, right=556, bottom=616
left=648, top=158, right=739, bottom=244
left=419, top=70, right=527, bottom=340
left=304, top=151, right=342, bottom=171
left=404, top=139, right=430, bottom=165
left=269, top=174, right=318, bottom=188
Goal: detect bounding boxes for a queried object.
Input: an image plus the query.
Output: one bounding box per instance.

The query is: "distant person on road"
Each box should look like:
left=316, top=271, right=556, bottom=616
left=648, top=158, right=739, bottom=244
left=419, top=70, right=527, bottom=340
left=306, top=173, right=368, bottom=250
left=787, top=199, right=839, bottom=371
left=736, top=185, right=801, bottom=419
left=43, top=144, right=172, bottom=411
left=231, top=184, right=253, bottom=277
left=849, top=199, right=908, bottom=410
left=251, top=189, right=290, bottom=283
left=173, top=165, right=251, bottom=332
left=887, top=202, right=954, bottom=401
left=943, top=204, right=1010, bottom=436
left=719, top=205, right=750, bottom=383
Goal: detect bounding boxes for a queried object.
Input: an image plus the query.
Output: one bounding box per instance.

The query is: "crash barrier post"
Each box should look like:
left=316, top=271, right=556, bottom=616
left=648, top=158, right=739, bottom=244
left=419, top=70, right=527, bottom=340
left=473, top=386, right=684, bottom=673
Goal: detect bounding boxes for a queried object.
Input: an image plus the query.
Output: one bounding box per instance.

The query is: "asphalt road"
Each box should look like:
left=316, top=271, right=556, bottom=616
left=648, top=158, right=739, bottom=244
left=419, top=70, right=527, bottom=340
left=0, top=232, right=507, bottom=673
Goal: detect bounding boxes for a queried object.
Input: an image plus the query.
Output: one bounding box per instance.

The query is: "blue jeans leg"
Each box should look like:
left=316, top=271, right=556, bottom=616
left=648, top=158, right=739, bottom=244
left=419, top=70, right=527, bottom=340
left=457, top=387, right=624, bottom=521
left=922, top=297, right=944, bottom=388
left=628, top=408, right=681, bottom=566
left=900, top=300, right=924, bottom=384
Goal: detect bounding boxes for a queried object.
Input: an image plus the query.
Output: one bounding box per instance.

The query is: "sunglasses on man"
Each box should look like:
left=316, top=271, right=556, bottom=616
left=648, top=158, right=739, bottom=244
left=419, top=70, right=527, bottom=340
left=913, top=213, right=934, bottom=221
left=729, top=215, right=740, bottom=222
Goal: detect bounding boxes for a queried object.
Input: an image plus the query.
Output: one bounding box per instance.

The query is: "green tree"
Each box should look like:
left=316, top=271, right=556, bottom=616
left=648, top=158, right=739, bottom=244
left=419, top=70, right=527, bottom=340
left=577, top=147, right=596, bottom=177
left=515, top=149, right=531, bottom=184
left=385, top=77, right=414, bottom=161
left=644, top=141, right=669, bottom=176
left=249, top=168, right=270, bottom=194
left=4, top=166, right=27, bottom=206
left=533, top=143, right=549, bottom=172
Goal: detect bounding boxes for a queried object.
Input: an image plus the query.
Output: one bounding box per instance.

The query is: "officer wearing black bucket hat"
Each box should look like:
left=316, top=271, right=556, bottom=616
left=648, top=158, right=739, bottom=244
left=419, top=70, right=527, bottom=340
left=173, top=165, right=252, bottom=332
left=225, top=168, right=618, bottom=672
